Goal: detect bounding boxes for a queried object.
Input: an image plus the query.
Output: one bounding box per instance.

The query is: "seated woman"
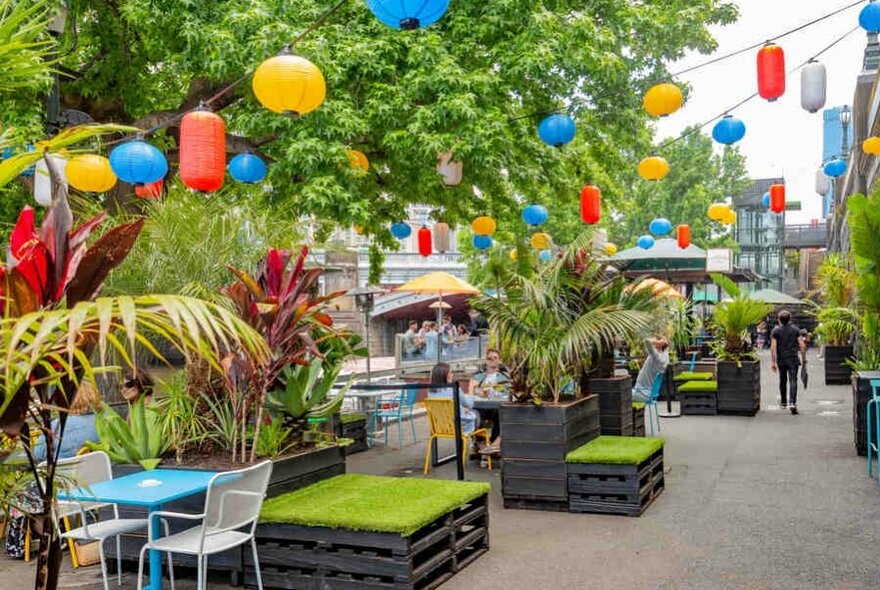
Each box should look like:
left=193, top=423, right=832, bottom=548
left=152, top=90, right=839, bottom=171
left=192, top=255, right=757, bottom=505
left=428, top=362, right=479, bottom=435
left=469, top=348, right=511, bottom=398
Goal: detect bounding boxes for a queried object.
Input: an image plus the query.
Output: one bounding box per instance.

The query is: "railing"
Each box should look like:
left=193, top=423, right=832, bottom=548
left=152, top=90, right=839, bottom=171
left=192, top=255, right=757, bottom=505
left=784, top=223, right=827, bottom=248
left=394, top=334, right=489, bottom=368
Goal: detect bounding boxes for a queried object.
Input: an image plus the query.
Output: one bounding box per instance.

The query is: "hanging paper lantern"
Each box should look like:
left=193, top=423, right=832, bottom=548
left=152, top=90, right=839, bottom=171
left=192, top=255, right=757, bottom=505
left=471, top=216, right=496, bottom=236
left=180, top=109, right=226, bottom=192
left=824, top=158, right=847, bottom=178
left=437, top=151, right=463, bottom=187
left=770, top=183, right=785, bottom=213
left=509, top=249, right=518, bottom=261
left=539, top=249, right=553, bottom=262
left=537, top=114, right=576, bottom=147
left=135, top=179, right=163, bottom=199
left=433, top=222, right=450, bottom=252
left=649, top=218, right=672, bottom=235
left=418, top=226, right=432, bottom=257
left=643, top=83, right=683, bottom=117
left=720, top=209, right=737, bottom=226
left=637, top=156, right=669, bottom=181
left=815, top=170, right=831, bottom=195
left=522, top=204, right=548, bottom=226
left=860, top=1, right=880, bottom=33
left=757, top=43, right=785, bottom=102
left=473, top=235, right=493, bottom=250
left=677, top=225, right=691, bottom=249
left=390, top=222, right=412, bottom=239
left=109, top=140, right=168, bottom=186
left=66, top=154, right=116, bottom=193
left=354, top=225, right=365, bottom=235
left=252, top=53, right=326, bottom=115
left=864, top=136, right=880, bottom=155
left=707, top=202, right=729, bottom=221
left=604, top=243, right=618, bottom=256
left=530, top=232, right=551, bottom=250
left=7, top=145, right=37, bottom=176
left=366, top=0, right=449, bottom=29
left=800, top=60, right=827, bottom=113
left=637, top=235, right=655, bottom=250
left=228, top=153, right=267, bottom=183
left=346, top=149, right=369, bottom=174
left=762, top=192, right=771, bottom=208
left=711, top=115, right=746, bottom=145
left=580, top=185, right=601, bottom=224
left=34, top=155, right=68, bottom=207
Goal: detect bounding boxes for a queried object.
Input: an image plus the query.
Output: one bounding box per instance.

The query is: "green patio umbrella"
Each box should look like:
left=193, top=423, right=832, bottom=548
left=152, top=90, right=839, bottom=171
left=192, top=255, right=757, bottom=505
left=748, top=289, right=803, bottom=305
left=608, top=238, right=707, bottom=273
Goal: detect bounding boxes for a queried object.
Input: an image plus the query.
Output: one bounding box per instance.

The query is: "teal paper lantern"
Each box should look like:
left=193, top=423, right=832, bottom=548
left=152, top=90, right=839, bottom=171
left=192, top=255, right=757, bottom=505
left=472, top=235, right=493, bottom=250
left=109, top=140, right=168, bottom=185
left=522, top=204, right=548, bottom=226
left=366, top=0, right=449, bottom=30
left=538, top=114, right=576, bottom=147
left=637, top=235, right=655, bottom=250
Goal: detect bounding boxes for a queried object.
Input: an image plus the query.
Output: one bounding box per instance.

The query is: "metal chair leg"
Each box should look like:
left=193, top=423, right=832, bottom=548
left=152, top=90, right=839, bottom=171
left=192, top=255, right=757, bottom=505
left=115, top=534, right=122, bottom=585
left=251, top=538, right=264, bottom=590
left=162, top=520, right=175, bottom=590
left=98, top=540, right=111, bottom=590
left=196, top=554, right=204, bottom=590
left=135, top=544, right=148, bottom=590
left=869, top=400, right=874, bottom=477
left=410, top=409, right=418, bottom=443
left=398, top=412, right=404, bottom=448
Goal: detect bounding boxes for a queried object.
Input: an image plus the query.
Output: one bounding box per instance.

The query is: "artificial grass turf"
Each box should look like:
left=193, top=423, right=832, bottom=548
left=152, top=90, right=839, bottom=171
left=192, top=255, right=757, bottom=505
left=677, top=380, right=718, bottom=392
left=566, top=435, right=664, bottom=465
left=338, top=412, right=366, bottom=424
left=632, top=402, right=646, bottom=410
left=673, top=371, right=714, bottom=382
left=260, top=474, right=490, bottom=536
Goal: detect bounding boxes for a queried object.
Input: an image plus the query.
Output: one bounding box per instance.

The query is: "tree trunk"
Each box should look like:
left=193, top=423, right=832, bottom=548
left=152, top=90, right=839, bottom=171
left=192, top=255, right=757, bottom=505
left=33, top=513, right=62, bottom=590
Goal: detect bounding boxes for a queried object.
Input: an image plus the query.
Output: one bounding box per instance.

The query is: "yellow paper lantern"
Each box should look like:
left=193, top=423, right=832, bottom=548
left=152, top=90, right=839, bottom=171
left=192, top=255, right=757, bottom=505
left=644, top=83, right=684, bottom=117
left=864, top=136, right=880, bottom=155
left=721, top=209, right=737, bottom=225
left=509, top=249, right=518, bottom=261
left=471, top=216, right=497, bottom=236
left=354, top=225, right=365, bottom=235
left=66, top=154, right=116, bottom=193
left=708, top=202, right=729, bottom=221
left=604, top=243, right=618, bottom=256
left=252, top=53, right=326, bottom=115
left=637, top=156, right=669, bottom=181
left=530, top=232, right=551, bottom=250
left=347, top=149, right=369, bottom=174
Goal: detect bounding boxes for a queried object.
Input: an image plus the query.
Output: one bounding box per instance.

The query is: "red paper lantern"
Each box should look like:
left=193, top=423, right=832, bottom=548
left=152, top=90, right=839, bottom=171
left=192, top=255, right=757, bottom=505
left=418, top=226, right=432, bottom=257
left=135, top=179, right=164, bottom=199
left=580, top=184, right=601, bottom=224
left=180, top=109, right=226, bottom=191
left=757, top=43, right=785, bottom=102
left=677, top=224, right=691, bottom=249
left=770, top=183, right=785, bottom=213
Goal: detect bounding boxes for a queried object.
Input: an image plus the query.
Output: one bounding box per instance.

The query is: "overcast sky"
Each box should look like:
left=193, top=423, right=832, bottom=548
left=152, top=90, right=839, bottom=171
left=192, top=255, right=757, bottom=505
left=654, top=0, right=869, bottom=224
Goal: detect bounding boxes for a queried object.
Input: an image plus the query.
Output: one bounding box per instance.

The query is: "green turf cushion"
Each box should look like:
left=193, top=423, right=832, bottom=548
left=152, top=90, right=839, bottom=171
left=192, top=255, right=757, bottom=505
left=260, top=474, right=490, bottom=536
left=677, top=380, right=718, bottom=392
left=338, top=412, right=366, bottom=424
left=673, top=371, right=714, bottom=382
left=566, top=436, right=664, bottom=465
left=632, top=402, right=646, bottom=410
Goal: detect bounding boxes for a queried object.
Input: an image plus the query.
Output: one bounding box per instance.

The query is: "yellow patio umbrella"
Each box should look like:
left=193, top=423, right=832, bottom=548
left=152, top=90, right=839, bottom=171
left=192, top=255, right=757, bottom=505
left=626, top=278, right=684, bottom=300
left=396, top=272, right=480, bottom=362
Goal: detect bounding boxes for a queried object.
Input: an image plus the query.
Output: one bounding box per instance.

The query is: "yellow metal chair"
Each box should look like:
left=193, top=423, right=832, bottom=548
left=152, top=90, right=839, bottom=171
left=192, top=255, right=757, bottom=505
left=422, top=398, right=492, bottom=475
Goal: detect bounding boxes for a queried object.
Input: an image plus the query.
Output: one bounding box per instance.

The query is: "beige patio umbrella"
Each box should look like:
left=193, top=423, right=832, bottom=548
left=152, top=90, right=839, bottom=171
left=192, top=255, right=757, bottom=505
left=626, top=278, right=685, bottom=300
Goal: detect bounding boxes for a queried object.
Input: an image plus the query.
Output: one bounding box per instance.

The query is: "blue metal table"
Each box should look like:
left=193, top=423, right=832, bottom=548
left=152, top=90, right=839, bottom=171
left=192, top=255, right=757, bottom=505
left=59, top=469, right=217, bottom=590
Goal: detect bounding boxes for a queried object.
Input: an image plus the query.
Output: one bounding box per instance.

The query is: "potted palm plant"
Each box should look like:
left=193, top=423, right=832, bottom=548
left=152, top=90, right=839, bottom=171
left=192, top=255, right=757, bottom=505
left=710, top=274, right=771, bottom=415
left=811, top=254, right=858, bottom=385
left=474, top=233, right=656, bottom=511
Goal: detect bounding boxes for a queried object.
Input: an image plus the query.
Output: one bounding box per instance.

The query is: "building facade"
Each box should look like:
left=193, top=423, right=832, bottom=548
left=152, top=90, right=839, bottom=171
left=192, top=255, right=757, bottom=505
left=821, top=106, right=854, bottom=218
left=734, top=178, right=785, bottom=291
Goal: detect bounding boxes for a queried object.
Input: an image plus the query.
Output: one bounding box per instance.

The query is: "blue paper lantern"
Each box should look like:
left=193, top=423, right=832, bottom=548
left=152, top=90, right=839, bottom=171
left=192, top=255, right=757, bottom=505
left=637, top=235, right=655, bottom=250
left=522, top=204, right=549, bottom=226
left=390, top=222, right=412, bottom=239
left=860, top=1, right=880, bottom=33
left=4, top=145, right=36, bottom=176
left=824, top=158, right=847, bottom=178
left=228, top=154, right=267, bottom=183
left=473, top=235, right=493, bottom=250
left=365, top=0, right=449, bottom=29
left=762, top=192, right=771, bottom=208
left=649, top=218, right=672, bottom=235
left=109, top=140, right=168, bottom=185
left=711, top=115, right=746, bottom=145
left=537, top=114, right=576, bottom=147
left=539, top=249, right=553, bottom=262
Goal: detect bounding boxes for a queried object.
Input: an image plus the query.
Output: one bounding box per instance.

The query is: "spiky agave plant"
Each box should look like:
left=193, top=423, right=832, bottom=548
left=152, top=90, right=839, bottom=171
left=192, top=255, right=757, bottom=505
left=709, top=274, right=771, bottom=361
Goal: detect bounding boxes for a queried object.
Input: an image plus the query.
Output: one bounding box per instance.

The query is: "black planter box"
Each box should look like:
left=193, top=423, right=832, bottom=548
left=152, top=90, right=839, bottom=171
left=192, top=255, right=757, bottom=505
left=632, top=405, right=645, bottom=437
left=111, top=446, right=346, bottom=582
left=334, top=413, right=369, bottom=455
left=588, top=376, right=634, bottom=436
left=825, top=346, right=854, bottom=385
left=716, top=360, right=761, bottom=416
left=500, top=396, right=600, bottom=511
left=853, top=372, right=880, bottom=456
left=244, top=493, right=489, bottom=590
left=568, top=447, right=664, bottom=516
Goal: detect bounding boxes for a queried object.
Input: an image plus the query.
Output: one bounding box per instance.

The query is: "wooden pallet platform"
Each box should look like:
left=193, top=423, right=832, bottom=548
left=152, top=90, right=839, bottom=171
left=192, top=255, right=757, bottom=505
left=568, top=448, right=664, bottom=516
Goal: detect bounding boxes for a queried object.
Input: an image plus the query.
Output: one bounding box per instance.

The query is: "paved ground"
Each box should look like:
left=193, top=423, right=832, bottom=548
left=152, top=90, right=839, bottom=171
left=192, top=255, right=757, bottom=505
left=4, top=349, right=879, bottom=590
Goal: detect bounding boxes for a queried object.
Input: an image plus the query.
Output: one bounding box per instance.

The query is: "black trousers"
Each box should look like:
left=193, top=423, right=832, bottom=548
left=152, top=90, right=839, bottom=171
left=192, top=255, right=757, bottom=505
left=779, top=364, right=798, bottom=406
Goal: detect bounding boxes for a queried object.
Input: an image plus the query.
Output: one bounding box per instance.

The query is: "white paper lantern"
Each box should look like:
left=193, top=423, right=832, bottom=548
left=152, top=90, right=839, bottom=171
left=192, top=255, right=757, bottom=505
left=815, top=169, right=831, bottom=195
left=433, top=222, right=450, bottom=252
left=801, top=60, right=827, bottom=114
left=34, top=155, right=68, bottom=207
left=436, top=151, right=463, bottom=187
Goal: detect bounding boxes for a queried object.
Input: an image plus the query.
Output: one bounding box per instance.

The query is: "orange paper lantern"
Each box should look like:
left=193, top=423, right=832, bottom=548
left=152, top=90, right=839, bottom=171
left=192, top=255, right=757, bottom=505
left=770, top=183, right=785, bottom=213
left=180, top=109, right=226, bottom=192
left=677, top=224, right=691, bottom=249
left=418, top=226, right=432, bottom=257
left=757, top=43, right=785, bottom=102
left=580, top=185, right=601, bottom=224
left=135, top=179, right=164, bottom=199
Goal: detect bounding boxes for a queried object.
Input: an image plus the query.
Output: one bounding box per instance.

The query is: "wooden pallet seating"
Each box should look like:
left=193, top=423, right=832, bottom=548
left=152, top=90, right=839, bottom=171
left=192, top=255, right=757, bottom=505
left=247, top=474, right=490, bottom=590
left=632, top=403, right=645, bottom=437
left=336, top=412, right=369, bottom=454
left=678, top=380, right=718, bottom=415
left=566, top=436, right=665, bottom=516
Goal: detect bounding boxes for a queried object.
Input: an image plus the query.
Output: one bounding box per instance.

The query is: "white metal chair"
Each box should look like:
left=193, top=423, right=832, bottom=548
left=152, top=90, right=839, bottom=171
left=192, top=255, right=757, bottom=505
left=136, top=460, right=273, bottom=590
left=55, top=451, right=165, bottom=590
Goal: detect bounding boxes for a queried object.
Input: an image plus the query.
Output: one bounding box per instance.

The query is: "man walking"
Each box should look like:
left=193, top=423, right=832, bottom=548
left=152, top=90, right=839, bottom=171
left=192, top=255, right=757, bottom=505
left=771, top=310, right=805, bottom=414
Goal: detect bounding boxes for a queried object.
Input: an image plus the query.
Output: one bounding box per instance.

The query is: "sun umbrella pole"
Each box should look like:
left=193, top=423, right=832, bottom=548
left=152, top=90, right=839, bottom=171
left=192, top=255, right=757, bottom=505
left=437, top=291, right=444, bottom=363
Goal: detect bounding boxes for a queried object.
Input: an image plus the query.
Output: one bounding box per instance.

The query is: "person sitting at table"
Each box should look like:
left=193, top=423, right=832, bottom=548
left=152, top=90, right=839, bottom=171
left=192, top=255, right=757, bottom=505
left=456, top=324, right=470, bottom=342
left=633, top=336, right=669, bottom=403
left=401, top=320, right=423, bottom=358
left=428, top=362, right=479, bottom=435
left=469, top=348, right=511, bottom=398
left=424, top=322, right=439, bottom=360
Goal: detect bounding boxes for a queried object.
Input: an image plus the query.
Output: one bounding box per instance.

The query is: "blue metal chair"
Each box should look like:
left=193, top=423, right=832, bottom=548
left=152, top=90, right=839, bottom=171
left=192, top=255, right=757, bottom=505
left=867, top=380, right=880, bottom=478
left=643, top=372, right=665, bottom=436
left=369, top=386, right=419, bottom=448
